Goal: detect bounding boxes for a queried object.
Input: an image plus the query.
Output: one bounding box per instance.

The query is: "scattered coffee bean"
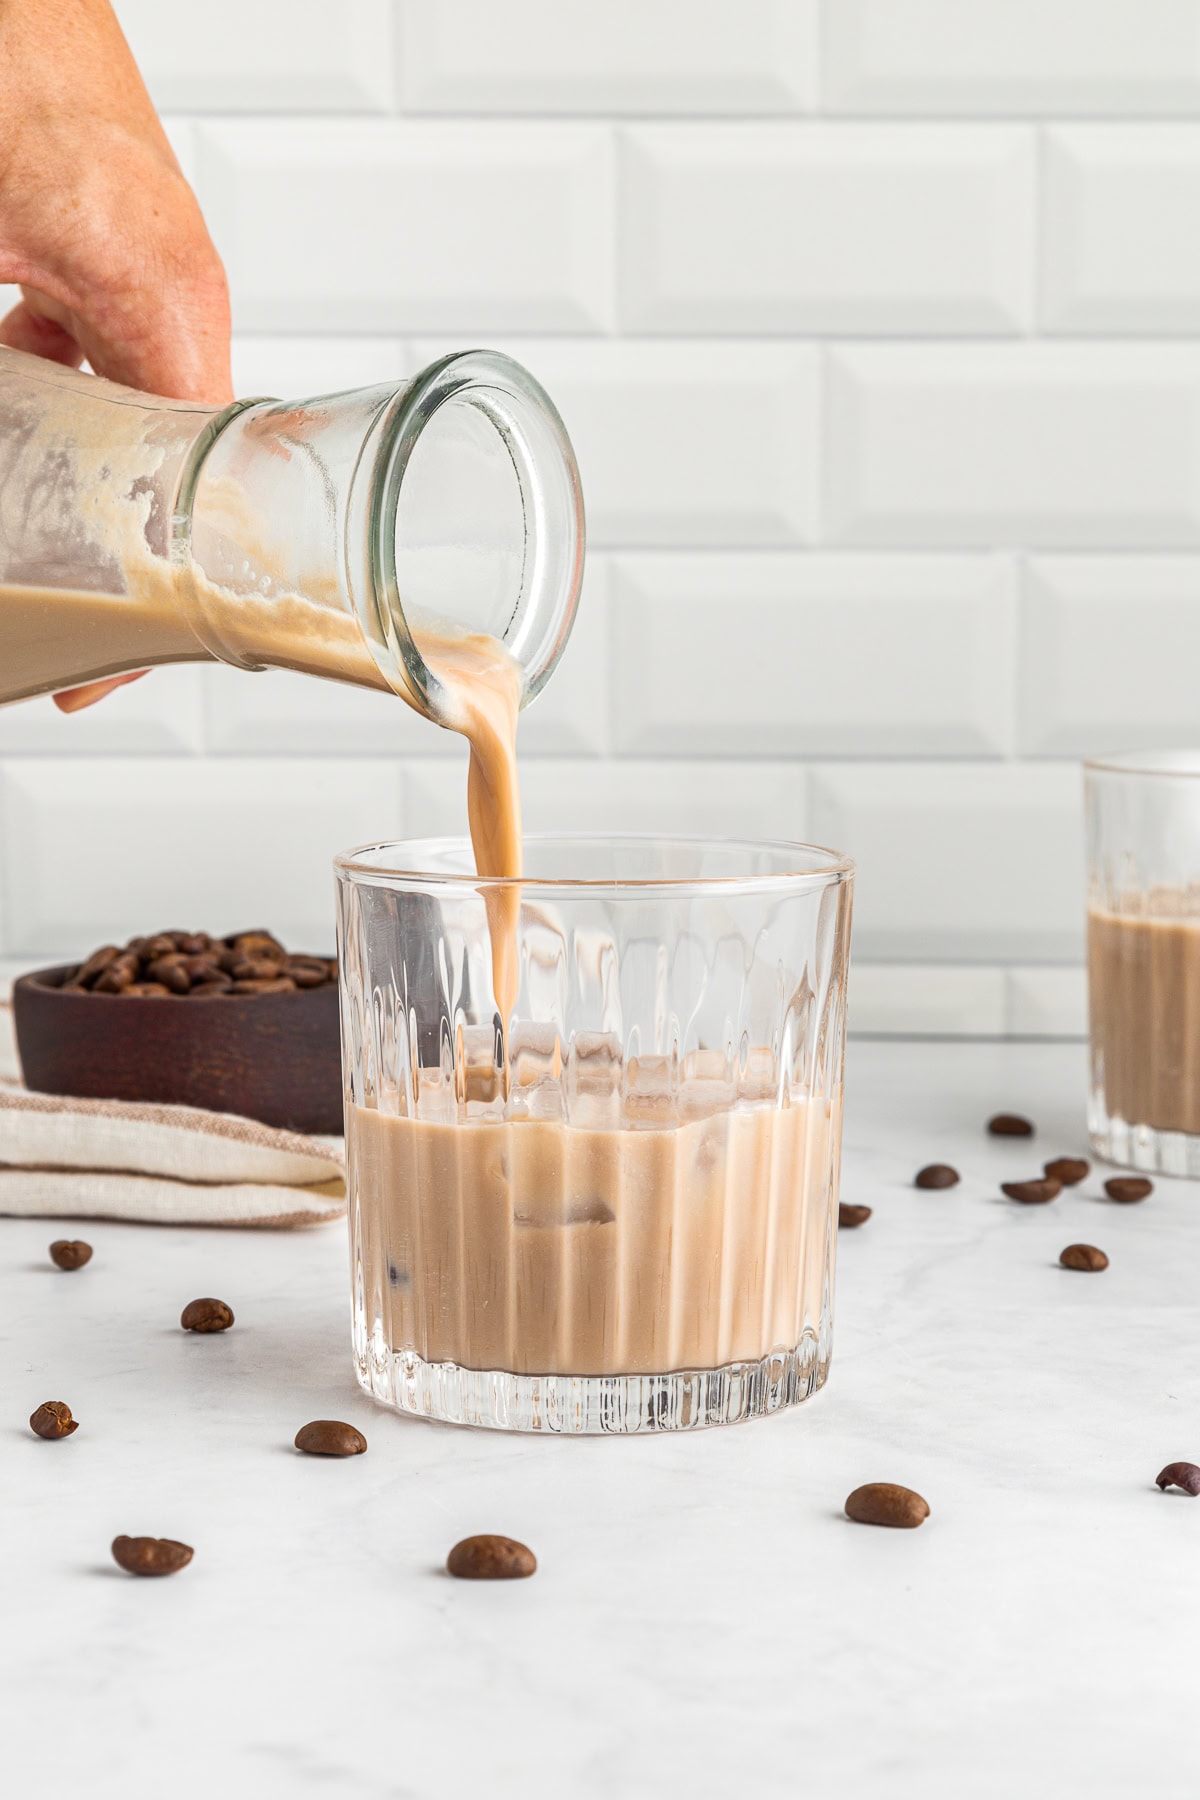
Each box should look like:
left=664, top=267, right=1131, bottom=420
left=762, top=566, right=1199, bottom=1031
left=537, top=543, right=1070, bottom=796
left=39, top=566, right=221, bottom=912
left=844, top=1483, right=930, bottom=1529
left=1060, top=1243, right=1108, bottom=1272
left=915, top=1164, right=959, bottom=1189
left=838, top=1202, right=872, bottom=1229
left=294, top=1420, right=368, bottom=1457
left=29, top=1400, right=78, bottom=1439
left=65, top=929, right=336, bottom=998
left=111, top=1535, right=193, bottom=1577
left=1155, top=1462, right=1200, bottom=1496
left=180, top=1297, right=234, bottom=1333
left=447, top=1535, right=537, bottom=1580
left=1001, top=1178, right=1062, bottom=1204
left=988, top=1113, right=1034, bottom=1138
left=1105, top=1176, right=1153, bottom=1203
left=1044, top=1157, right=1090, bottom=1187
left=49, top=1239, right=92, bottom=1271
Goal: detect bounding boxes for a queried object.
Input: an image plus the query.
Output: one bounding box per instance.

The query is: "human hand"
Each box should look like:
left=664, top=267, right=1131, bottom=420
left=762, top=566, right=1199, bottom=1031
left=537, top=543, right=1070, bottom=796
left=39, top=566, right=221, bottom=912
left=0, top=0, right=233, bottom=710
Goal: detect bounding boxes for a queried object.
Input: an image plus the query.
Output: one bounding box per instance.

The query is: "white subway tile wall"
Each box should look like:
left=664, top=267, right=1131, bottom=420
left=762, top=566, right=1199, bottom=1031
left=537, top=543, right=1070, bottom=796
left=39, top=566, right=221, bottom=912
left=10, top=4, right=1200, bottom=1036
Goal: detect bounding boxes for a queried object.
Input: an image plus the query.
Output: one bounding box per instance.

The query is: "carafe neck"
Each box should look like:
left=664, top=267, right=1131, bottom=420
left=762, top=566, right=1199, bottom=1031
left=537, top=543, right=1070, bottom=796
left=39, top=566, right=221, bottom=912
left=180, top=350, right=586, bottom=718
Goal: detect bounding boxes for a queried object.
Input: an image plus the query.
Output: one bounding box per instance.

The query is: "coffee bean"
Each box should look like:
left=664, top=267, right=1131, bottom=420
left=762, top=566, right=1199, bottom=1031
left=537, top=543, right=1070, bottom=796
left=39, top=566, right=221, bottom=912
left=915, top=1164, right=959, bottom=1189
left=844, top=1483, right=930, bottom=1529
left=231, top=956, right=284, bottom=982
left=173, top=933, right=211, bottom=955
left=1060, top=1243, right=1108, bottom=1272
left=1044, top=1156, right=1090, bottom=1187
left=230, top=932, right=286, bottom=960
left=1001, top=1178, right=1062, bottom=1204
left=49, top=1239, right=92, bottom=1271
left=94, top=964, right=134, bottom=993
left=189, top=980, right=233, bottom=998
left=230, top=977, right=296, bottom=994
left=140, top=935, right=178, bottom=962
left=120, top=982, right=171, bottom=997
left=294, top=1420, right=368, bottom=1457
left=1156, top=1462, right=1200, bottom=1496
left=1105, top=1176, right=1153, bottom=1203
left=447, top=1535, right=537, bottom=1580
left=30, top=1401, right=78, bottom=1439
left=180, top=1297, right=234, bottom=1333
left=988, top=1113, right=1034, bottom=1137
left=180, top=953, right=219, bottom=978
left=288, top=963, right=328, bottom=988
left=76, top=944, right=120, bottom=985
left=145, top=957, right=191, bottom=993
left=111, top=1535, right=193, bottom=1577
left=838, top=1202, right=872, bottom=1229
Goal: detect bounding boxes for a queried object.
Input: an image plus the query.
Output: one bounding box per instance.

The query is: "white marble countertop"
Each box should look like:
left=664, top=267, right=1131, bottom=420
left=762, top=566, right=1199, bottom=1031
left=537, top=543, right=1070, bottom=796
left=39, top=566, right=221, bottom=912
left=3, top=1038, right=1198, bottom=1799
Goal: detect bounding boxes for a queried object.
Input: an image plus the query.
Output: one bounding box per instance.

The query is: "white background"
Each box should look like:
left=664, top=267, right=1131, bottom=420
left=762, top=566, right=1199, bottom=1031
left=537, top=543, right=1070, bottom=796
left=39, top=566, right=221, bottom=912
left=8, top=0, right=1200, bottom=1036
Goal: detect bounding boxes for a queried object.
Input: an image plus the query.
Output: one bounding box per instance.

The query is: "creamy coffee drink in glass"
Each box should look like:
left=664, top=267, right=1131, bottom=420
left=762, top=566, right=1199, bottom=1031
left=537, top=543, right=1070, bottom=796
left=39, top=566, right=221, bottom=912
left=1087, top=750, right=1200, bottom=1174
left=336, top=836, right=854, bottom=1434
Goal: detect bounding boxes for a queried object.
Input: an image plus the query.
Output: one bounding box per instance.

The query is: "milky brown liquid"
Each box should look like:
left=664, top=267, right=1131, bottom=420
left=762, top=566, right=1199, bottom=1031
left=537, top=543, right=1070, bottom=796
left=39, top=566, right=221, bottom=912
left=351, top=1077, right=840, bottom=1378
left=0, top=579, right=391, bottom=700
left=1089, top=901, right=1200, bottom=1135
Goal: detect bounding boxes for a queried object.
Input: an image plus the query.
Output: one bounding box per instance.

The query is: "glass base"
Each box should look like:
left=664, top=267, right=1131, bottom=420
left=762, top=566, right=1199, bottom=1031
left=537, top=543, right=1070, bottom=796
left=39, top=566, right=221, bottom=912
left=1089, top=1092, right=1200, bottom=1176
left=353, top=1334, right=830, bottom=1434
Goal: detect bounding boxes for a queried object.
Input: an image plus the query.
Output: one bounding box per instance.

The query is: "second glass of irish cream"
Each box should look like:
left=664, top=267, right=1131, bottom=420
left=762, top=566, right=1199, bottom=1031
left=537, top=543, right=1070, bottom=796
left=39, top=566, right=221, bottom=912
left=1087, top=749, right=1200, bottom=1175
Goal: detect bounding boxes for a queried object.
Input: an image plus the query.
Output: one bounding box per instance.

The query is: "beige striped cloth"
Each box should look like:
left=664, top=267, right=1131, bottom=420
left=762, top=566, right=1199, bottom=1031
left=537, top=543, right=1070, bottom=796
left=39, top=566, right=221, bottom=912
left=0, top=987, right=344, bottom=1227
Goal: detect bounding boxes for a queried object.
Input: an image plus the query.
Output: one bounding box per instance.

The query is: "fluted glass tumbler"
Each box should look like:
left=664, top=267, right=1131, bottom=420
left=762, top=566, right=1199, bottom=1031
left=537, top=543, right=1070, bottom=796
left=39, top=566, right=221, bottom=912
left=335, top=836, right=854, bottom=1433
left=1087, top=750, right=1200, bottom=1175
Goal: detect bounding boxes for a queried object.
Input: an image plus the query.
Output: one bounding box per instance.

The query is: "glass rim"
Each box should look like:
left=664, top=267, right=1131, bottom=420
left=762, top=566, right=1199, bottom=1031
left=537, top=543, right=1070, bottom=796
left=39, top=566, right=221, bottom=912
left=1084, top=748, right=1200, bottom=780
left=367, top=348, right=584, bottom=717
left=333, top=833, right=855, bottom=895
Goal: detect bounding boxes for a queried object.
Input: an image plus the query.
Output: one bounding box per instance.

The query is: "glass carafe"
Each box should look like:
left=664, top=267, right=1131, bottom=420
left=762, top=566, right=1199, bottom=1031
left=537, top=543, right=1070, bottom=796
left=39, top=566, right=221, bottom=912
left=0, top=344, right=584, bottom=717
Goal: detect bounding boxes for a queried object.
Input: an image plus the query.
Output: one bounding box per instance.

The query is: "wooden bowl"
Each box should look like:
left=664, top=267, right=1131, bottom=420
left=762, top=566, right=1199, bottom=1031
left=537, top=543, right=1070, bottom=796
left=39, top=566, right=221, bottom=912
left=12, top=962, right=343, bottom=1134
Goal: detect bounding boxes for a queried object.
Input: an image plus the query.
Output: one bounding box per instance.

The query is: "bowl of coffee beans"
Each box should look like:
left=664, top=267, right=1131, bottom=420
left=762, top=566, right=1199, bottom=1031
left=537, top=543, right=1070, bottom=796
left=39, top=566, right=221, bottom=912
left=12, top=930, right=342, bottom=1132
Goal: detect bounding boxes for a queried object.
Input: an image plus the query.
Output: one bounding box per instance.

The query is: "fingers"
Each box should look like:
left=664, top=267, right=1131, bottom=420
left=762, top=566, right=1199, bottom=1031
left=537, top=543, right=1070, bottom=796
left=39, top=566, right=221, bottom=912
left=18, top=258, right=234, bottom=406
left=53, top=672, right=149, bottom=714
left=0, top=298, right=85, bottom=369
left=71, top=262, right=235, bottom=404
